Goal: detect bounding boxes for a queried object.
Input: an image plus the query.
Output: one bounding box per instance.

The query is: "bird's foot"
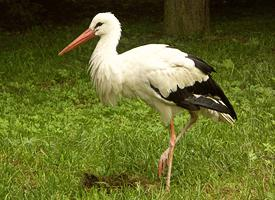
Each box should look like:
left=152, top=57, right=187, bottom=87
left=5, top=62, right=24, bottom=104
left=158, top=148, right=169, bottom=178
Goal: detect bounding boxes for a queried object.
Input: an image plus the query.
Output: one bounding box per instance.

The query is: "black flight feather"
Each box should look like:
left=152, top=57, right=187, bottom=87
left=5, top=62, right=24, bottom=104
left=150, top=77, right=237, bottom=120
left=184, top=96, right=230, bottom=114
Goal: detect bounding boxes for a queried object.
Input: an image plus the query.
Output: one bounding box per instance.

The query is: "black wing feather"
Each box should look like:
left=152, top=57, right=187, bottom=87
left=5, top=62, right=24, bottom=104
left=186, top=54, right=216, bottom=75
left=150, top=77, right=237, bottom=120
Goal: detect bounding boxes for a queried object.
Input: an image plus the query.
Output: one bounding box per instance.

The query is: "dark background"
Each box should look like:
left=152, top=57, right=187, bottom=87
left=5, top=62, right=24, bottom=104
left=0, top=0, right=274, bottom=31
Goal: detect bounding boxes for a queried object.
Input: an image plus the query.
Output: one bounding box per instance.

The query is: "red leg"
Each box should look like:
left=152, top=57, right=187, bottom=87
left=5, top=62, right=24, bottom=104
left=158, top=119, right=176, bottom=178
left=158, top=112, right=198, bottom=178
left=165, top=119, right=176, bottom=191
left=158, top=112, right=198, bottom=191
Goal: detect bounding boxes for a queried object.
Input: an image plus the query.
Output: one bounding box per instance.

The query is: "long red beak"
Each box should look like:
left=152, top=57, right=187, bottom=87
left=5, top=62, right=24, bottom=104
left=58, top=28, right=95, bottom=56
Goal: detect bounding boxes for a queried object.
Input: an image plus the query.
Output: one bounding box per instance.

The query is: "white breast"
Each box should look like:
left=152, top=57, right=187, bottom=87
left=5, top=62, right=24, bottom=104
left=89, top=54, right=122, bottom=105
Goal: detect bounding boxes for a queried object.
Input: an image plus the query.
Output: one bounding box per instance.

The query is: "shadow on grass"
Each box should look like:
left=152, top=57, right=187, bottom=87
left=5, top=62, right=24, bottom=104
left=82, top=172, right=160, bottom=191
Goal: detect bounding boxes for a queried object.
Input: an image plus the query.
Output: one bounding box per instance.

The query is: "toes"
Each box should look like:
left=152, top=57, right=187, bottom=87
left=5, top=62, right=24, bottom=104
left=158, top=160, right=165, bottom=177
left=158, top=162, right=162, bottom=177
left=158, top=158, right=167, bottom=177
left=158, top=149, right=170, bottom=178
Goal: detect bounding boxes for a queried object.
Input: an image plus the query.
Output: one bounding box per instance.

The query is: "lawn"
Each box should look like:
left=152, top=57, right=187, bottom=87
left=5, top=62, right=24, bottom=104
left=0, top=12, right=274, bottom=199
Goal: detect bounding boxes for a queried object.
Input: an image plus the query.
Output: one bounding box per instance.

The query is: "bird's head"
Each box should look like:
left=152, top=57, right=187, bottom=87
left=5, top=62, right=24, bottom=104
left=90, top=12, right=121, bottom=37
left=58, top=12, right=121, bottom=56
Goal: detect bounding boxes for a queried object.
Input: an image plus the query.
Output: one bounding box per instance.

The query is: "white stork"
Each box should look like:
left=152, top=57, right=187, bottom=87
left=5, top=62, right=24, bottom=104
left=58, top=12, right=237, bottom=191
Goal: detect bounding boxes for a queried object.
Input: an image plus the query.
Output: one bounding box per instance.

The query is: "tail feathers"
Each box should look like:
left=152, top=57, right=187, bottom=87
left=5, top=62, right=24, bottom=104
left=201, top=108, right=235, bottom=125
left=207, top=78, right=237, bottom=120
left=220, top=112, right=235, bottom=125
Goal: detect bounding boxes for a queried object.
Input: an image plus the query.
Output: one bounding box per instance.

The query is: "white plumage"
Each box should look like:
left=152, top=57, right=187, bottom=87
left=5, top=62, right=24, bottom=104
left=118, top=44, right=211, bottom=123
left=59, top=12, right=237, bottom=191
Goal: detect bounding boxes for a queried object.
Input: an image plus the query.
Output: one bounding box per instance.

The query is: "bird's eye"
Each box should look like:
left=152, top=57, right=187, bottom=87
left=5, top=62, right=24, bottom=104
left=95, top=22, right=103, bottom=29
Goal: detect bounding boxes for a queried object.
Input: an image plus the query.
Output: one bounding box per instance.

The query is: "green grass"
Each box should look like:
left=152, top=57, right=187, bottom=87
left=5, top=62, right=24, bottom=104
left=0, top=14, right=275, bottom=199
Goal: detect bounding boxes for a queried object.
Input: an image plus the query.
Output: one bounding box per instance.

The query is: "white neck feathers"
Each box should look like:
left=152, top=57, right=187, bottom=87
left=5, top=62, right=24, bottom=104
left=88, top=29, right=122, bottom=106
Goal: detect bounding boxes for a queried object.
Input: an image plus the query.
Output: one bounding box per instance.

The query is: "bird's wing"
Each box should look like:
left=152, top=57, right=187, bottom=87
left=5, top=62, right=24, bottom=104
left=119, top=44, right=236, bottom=119
left=120, top=44, right=214, bottom=97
